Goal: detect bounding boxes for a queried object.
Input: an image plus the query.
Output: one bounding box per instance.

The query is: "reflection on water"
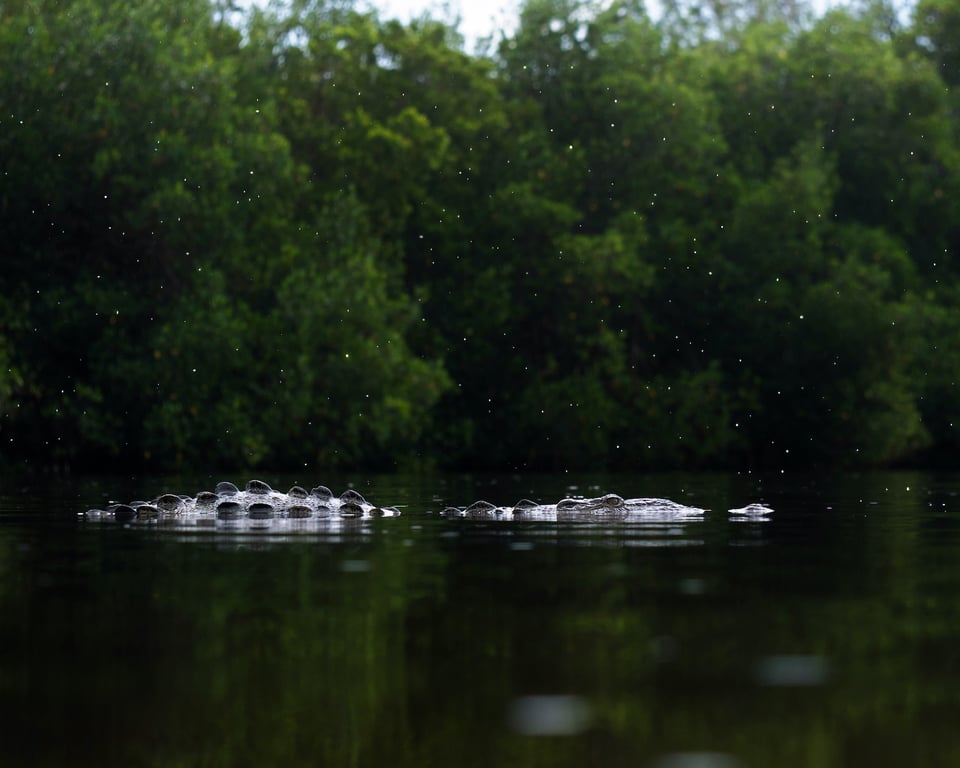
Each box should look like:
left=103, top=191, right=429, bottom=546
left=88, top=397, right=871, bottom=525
left=650, top=754, right=743, bottom=768
left=753, top=654, right=831, bottom=687
left=2, top=471, right=960, bottom=767
left=508, top=695, right=594, bottom=736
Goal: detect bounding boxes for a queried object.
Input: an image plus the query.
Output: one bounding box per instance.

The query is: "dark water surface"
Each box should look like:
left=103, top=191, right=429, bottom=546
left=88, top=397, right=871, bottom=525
left=2, top=470, right=960, bottom=767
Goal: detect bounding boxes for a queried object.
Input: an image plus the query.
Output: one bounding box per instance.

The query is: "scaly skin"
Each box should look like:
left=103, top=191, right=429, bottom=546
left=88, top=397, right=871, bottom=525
left=442, top=493, right=706, bottom=522
left=85, top=480, right=767, bottom=527
left=83, top=479, right=399, bottom=524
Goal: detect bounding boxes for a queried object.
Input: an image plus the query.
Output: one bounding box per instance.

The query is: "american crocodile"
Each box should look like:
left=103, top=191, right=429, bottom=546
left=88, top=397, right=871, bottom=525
left=440, top=493, right=707, bottom=522
left=82, top=479, right=735, bottom=527
left=83, top=479, right=399, bottom=526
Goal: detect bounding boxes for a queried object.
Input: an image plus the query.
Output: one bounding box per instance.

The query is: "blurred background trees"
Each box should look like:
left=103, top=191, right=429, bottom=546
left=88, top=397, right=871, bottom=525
left=1, top=0, right=958, bottom=472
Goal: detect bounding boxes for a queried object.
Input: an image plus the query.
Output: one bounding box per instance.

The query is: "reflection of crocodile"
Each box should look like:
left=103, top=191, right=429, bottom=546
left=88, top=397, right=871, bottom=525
left=83, top=480, right=400, bottom=525
left=83, top=480, right=724, bottom=526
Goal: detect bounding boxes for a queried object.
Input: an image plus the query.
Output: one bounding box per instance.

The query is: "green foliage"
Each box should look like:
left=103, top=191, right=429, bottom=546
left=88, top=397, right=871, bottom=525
left=1, top=0, right=959, bottom=471
left=0, top=0, right=448, bottom=469
left=913, top=0, right=960, bottom=85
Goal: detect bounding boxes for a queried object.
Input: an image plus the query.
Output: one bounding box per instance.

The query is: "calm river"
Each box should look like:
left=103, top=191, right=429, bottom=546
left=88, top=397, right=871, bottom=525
left=2, top=470, right=959, bottom=767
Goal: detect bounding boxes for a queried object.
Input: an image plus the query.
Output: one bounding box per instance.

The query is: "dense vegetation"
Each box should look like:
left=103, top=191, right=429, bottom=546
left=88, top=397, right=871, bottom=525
left=1, top=0, right=958, bottom=471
